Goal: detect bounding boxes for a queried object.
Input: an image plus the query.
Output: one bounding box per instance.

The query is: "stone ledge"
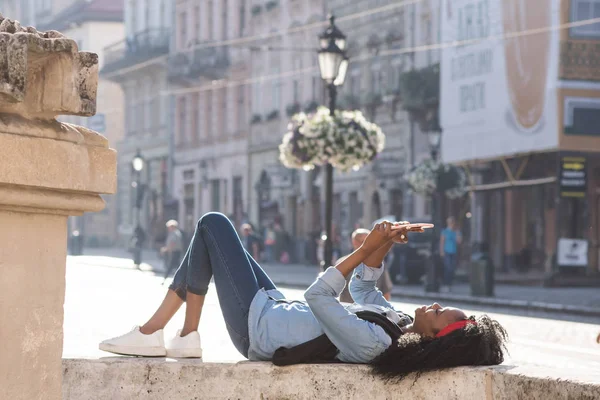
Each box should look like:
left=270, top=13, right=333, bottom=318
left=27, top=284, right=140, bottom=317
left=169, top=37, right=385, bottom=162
left=62, top=358, right=600, bottom=400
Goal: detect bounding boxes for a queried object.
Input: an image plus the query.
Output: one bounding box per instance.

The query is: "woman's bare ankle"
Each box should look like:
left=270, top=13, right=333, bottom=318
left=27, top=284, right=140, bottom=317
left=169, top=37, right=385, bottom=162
left=179, top=328, right=197, bottom=337
left=139, top=324, right=161, bottom=335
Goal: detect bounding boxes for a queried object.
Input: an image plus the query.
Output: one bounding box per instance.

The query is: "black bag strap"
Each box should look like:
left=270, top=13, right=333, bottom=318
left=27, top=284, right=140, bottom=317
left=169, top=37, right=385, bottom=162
left=355, top=310, right=403, bottom=341
left=272, top=310, right=403, bottom=366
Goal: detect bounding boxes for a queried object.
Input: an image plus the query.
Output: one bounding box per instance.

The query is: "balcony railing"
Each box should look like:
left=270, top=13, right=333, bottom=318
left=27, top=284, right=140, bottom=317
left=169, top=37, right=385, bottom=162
left=102, top=29, right=170, bottom=75
left=560, top=40, right=600, bottom=81
left=168, top=41, right=230, bottom=82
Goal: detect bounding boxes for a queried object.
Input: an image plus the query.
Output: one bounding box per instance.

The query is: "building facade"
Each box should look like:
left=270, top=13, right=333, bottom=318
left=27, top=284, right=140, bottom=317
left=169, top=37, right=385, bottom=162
left=1, top=0, right=125, bottom=246
left=168, top=0, right=251, bottom=235
left=247, top=0, right=326, bottom=263
left=101, top=0, right=172, bottom=248
left=440, top=0, right=600, bottom=278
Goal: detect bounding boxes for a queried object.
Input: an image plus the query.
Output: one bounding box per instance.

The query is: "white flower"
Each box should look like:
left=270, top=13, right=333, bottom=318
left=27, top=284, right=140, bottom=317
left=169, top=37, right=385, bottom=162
left=279, top=107, right=387, bottom=172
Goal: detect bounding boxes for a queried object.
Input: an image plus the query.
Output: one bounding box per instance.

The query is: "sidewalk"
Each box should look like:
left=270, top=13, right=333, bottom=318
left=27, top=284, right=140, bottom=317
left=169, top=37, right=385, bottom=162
left=74, top=247, right=600, bottom=317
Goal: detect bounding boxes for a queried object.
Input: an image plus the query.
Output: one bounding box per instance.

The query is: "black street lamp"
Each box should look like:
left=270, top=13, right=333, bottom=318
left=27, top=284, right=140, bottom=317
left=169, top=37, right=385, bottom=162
left=425, top=131, right=442, bottom=292
left=317, top=15, right=348, bottom=269
left=131, top=149, right=147, bottom=266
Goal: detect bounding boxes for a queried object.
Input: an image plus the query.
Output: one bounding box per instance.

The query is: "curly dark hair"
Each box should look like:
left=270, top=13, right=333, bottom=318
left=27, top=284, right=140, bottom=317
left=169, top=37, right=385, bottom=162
left=371, top=315, right=508, bottom=382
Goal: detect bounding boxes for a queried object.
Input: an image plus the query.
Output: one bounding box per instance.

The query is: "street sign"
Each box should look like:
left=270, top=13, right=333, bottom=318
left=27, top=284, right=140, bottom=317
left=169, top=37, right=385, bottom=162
left=557, top=238, right=588, bottom=267
left=87, top=113, right=106, bottom=133
left=559, top=154, right=587, bottom=198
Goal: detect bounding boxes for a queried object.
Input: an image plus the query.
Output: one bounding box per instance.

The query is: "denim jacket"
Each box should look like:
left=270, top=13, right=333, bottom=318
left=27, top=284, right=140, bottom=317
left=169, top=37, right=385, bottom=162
left=247, top=264, right=398, bottom=363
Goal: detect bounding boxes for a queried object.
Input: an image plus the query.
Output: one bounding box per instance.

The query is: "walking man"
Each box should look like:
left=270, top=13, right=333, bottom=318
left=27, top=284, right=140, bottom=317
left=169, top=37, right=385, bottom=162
left=440, top=216, right=462, bottom=292
left=241, top=223, right=261, bottom=261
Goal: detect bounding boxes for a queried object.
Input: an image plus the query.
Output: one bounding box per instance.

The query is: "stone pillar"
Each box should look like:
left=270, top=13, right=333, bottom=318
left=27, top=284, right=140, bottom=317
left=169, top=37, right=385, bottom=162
left=0, top=17, right=116, bottom=400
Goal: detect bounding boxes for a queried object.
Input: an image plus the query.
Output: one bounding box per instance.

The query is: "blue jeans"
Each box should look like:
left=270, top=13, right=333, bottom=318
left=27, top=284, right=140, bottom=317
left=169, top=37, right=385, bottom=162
left=169, top=213, right=276, bottom=358
left=443, top=253, right=457, bottom=286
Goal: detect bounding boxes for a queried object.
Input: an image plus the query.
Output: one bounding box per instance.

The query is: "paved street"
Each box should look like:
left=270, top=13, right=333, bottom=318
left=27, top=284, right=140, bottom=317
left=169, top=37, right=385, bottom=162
left=79, top=247, right=600, bottom=313
left=64, top=255, right=600, bottom=374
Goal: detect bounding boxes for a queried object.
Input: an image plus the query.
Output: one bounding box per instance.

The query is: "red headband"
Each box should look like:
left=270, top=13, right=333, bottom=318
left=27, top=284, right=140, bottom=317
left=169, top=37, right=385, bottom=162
left=435, top=320, right=477, bottom=338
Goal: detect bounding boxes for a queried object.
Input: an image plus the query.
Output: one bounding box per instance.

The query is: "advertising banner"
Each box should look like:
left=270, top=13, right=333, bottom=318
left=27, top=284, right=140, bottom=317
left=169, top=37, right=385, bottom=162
left=440, top=0, right=560, bottom=163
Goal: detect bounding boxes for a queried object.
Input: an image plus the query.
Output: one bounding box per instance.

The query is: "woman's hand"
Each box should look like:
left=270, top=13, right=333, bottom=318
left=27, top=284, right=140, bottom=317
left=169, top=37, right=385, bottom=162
left=390, top=221, right=411, bottom=244
left=360, top=221, right=402, bottom=254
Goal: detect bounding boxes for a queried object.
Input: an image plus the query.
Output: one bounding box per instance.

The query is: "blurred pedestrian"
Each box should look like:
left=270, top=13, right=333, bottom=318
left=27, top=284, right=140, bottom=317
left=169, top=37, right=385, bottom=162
left=241, top=223, right=260, bottom=261
left=130, top=225, right=146, bottom=268
left=440, top=216, right=462, bottom=293
left=161, top=220, right=184, bottom=282
left=264, top=225, right=276, bottom=262
left=339, top=228, right=394, bottom=303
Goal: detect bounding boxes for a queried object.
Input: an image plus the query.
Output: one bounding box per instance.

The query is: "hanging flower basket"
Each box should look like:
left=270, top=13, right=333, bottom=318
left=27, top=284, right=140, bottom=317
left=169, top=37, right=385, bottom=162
left=279, top=107, right=386, bottom=172
left=405, top=159, right=468, bottom=199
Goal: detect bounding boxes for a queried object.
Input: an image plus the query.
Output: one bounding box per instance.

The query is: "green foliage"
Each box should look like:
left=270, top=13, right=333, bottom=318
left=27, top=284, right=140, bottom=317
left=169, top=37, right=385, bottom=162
left=399, top=63, right=440, bottom=112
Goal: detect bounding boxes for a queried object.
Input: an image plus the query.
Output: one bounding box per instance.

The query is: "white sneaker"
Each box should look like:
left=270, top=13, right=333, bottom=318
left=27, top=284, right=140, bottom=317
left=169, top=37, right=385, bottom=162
left=99, top=326, right=166, bottom=357
left=166, top=330, right=203, bottom=358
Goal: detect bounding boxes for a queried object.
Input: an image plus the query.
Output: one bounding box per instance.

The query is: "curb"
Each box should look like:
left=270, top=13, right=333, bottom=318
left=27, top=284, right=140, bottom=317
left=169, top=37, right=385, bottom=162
left=388, top=290, right=600, bottom=317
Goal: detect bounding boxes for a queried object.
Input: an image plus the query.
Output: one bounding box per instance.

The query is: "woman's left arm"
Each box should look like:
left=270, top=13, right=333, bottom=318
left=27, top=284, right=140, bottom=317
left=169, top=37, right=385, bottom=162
left=304, top=267, right=392, bottom=363
left=303, top=222, right=402, bottom=363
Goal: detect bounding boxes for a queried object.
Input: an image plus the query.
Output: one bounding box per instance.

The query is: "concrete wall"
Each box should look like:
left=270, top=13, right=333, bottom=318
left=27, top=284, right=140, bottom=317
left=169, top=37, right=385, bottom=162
left=62, top=360, right=600, bottom=400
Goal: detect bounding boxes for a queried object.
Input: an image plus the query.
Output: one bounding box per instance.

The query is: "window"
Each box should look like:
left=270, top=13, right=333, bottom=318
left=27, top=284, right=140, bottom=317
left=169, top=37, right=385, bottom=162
left=311, top=76, right=319, bottom=100
left=159, top=1, right=165, bottom=28
left=136, top=85, right=145, bottom=131
left=126, top=87, right=135, bottom=135
left=571, top=0, right=600, bottom=37
left=151, top=93, right=160, bottom=129
left=205, top=90, right=213, bottom=139
left=293, top=58, right=302, bottom=102
left=252, top=81, right=262, bottom=113
left=220, top=88, right=227, bottom=137
left=208, top=0, right=214, bottom=41
left=271, top=66, right=281, bottom=110
left=233, top=176, right=243, bottom=223
left=145, top=0, right=150, bottom=31
left=178, top=12, right=188, bottom=48
left=293, top=80, right=299, bottom=103
left=211, top=179, right=221, bottom=211
left=144, top=99, right=151, bottom=131
left=239, top=0, right=246, bottom=37
left=564, top=97, right=600, bottom=135
left=144, top=82, right=152, bottom=131
left=194, top=6, right=200, bottom=41
left=131, top=0, right=138, bottom=34
left=222, top=0, right=229, bottom=40
left=237, top=86, right=246, bottom=131
left=191, top=94, right=199, bottom=144
left=183, top=182, right=195, bottom=233
left=178, top=96, right=187, bottom=145
left=370, top=63, right=382, bottom=94
left=388, top=58, right=402, bottom=88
